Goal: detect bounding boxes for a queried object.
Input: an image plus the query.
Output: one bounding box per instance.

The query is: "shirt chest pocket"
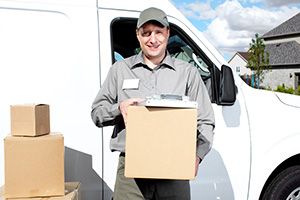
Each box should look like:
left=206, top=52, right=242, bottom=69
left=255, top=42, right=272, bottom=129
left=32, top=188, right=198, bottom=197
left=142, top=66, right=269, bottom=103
left=120, top=88, right=142, bottom=100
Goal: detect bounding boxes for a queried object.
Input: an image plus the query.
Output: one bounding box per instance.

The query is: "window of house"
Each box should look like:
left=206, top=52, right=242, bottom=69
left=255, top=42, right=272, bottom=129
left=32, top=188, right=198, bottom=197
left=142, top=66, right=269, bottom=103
left=236, top=66, right=240, bottom=73
left=295, top=73, right=300, bottom=89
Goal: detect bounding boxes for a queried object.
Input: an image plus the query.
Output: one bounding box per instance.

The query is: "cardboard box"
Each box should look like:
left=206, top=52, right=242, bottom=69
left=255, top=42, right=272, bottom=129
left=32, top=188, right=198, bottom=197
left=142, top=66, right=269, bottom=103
left=4, top=133, right=64, bottom=198
left=11, top=104, right=50, bottom=136
left=125, top=106, right=197, bottom=180
left=0, top=182, right=80, bottom=200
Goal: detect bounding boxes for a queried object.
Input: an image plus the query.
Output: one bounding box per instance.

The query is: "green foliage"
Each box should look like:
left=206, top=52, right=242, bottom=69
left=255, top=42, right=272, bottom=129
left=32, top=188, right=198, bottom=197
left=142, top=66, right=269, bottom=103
left=274, top=84, right=294, bottom=94
left=296, top=86, right=300, bottom=96
left=247, top=33, right=270, bottom=88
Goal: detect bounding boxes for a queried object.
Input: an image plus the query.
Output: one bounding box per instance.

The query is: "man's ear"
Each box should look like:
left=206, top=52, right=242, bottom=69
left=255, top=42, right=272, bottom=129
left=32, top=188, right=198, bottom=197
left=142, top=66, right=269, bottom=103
left=136, top=28, right=141, bottom=42
left=166, top=27, right=170, bottom=39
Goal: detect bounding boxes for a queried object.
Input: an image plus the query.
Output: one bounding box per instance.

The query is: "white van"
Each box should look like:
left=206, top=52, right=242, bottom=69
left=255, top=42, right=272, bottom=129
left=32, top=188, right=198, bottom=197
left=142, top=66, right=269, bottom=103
left=0, top=0, right=300, bottom=199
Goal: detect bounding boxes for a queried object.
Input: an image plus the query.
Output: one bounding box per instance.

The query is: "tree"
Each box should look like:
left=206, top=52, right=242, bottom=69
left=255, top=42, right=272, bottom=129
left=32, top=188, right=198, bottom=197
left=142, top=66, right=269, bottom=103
left=247, top=33, right=270, bottom=88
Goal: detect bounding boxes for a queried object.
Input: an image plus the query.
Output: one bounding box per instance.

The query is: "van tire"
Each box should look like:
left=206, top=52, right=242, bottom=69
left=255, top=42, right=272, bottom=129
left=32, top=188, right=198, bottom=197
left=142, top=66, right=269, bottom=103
left=262, top=165, right=300, bottom=200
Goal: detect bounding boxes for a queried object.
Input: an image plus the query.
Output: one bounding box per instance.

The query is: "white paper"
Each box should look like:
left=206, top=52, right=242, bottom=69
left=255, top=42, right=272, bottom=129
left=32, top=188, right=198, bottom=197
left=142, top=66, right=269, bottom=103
left=122, top=79, right=140, bottom=90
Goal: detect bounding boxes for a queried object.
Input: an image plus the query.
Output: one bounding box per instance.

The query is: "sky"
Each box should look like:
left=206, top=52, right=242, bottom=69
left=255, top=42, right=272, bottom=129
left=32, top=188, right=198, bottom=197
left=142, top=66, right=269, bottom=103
left=171, top=0, right=300, bottom=61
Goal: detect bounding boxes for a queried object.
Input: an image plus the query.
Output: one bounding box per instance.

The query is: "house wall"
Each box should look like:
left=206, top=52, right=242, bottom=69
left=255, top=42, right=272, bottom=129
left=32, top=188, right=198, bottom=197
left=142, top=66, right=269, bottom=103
left=261, top=68, right=300, bottom=90
left=228, top=55, right=251, bottom=76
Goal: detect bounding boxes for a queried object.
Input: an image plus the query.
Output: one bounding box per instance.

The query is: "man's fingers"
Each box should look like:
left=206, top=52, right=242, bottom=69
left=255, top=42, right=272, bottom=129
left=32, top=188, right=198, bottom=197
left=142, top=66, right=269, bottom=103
left=131, top=98, right=144, bottom=104
left=195, top=156, right=201, bottom=177
left=120, top=98, right=145, bottom=124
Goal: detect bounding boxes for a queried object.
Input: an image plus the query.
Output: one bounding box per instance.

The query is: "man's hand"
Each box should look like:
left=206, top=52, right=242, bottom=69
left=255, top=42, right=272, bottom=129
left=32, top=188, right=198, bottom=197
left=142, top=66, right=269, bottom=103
left=119, top=98, right=144, bottom=124
left=195, top=156, right=202, bottom=177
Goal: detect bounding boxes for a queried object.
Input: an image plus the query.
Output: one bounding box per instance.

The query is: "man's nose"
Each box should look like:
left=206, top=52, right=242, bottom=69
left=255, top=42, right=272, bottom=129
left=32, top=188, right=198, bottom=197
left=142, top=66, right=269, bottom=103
left=149, top=32, right=157, bottom=43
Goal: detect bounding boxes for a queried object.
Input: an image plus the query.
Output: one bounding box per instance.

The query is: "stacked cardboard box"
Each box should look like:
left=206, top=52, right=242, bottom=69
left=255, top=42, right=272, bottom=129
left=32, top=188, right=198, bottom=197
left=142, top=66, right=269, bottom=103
left=0, top=182, right=80, bottom=200
left=10, top=104, right=50, bottom=137
left=3, top=104, right=65, bottom=199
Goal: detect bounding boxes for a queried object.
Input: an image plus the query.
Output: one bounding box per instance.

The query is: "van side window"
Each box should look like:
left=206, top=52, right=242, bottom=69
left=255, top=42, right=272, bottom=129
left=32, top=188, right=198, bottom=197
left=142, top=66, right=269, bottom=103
left=114, top=52, right=124, bottom=61
left=167, top=34, right=211, bottom=81
left=111, top=18, right=215, bottom=100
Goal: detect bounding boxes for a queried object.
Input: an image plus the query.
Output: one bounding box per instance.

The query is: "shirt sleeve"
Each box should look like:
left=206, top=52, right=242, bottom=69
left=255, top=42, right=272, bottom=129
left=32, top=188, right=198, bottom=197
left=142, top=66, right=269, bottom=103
left=91, top=65, right=121, bottom=127
left=187, top=66, right=215, bottom=159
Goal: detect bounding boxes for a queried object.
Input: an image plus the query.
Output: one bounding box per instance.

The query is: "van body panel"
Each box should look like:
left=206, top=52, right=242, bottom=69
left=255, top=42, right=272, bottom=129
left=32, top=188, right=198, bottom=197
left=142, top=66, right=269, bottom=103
left=240, top=84, right=300, bottom=199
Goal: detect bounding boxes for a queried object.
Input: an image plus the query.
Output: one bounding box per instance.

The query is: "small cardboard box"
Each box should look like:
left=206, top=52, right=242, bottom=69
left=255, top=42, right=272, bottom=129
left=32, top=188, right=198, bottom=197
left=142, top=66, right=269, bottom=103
left=0, top=182, right=80, bottom=200
left=11, top=104, right=50, bottom=136
left=125, top=106, right=197, bottom=180
left=4, top=133, right=64, bottom=198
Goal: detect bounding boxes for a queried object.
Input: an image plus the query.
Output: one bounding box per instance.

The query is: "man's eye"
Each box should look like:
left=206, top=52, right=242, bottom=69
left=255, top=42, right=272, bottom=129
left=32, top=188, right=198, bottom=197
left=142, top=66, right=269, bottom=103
left=141, top=32, right=151, bottom=37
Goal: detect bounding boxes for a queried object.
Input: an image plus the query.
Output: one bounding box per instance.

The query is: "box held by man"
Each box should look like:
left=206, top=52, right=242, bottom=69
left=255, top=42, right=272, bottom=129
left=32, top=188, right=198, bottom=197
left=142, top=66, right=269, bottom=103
left=125, top=105, right=197, bottom=180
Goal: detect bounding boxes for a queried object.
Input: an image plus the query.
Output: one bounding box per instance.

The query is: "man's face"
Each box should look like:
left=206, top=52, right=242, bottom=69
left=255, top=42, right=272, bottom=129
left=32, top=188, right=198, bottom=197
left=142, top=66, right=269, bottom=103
left=136, top=22, right=170, bottom=62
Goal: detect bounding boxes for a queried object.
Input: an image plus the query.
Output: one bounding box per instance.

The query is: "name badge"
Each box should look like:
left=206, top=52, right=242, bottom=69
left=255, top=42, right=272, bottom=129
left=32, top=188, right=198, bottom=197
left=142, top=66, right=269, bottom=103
left=122, top=79, right=139, bottom=90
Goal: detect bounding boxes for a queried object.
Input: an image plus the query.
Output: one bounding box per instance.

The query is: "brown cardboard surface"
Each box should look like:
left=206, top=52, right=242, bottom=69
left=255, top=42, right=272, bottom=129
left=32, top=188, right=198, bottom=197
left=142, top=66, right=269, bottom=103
left=125, top=106, right=197, bottom=180
left=0, top=182, right=80, bottom=200
left=10, top=104, right=50, bottom=136
left=4, top=133, right=64, bottom=198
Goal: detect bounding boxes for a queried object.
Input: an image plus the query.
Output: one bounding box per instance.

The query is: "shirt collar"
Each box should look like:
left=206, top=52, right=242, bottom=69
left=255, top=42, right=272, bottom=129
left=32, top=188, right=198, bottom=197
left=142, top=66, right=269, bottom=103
left=131, top=51, right=176, bottom=71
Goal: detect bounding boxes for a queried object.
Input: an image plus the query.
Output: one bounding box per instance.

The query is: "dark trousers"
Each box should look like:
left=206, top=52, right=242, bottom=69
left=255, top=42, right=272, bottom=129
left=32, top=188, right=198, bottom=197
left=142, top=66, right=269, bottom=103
left=113, top=155, right=191, bottom=200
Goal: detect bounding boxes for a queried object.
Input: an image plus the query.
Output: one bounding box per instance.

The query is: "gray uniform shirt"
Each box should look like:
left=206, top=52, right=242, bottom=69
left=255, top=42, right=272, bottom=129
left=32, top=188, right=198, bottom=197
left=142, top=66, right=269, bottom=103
left=91, top=51, right=215, bottom=159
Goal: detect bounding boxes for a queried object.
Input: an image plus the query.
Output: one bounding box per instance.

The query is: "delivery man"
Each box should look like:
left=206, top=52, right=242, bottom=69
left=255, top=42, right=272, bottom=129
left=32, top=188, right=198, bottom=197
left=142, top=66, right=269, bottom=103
left=91, top=7, right=215, bottom=200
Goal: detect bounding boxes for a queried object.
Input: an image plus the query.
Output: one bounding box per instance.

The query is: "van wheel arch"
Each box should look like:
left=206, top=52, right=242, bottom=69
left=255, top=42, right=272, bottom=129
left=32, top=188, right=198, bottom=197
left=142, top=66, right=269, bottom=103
left=260, top=154, right=300, bottom=200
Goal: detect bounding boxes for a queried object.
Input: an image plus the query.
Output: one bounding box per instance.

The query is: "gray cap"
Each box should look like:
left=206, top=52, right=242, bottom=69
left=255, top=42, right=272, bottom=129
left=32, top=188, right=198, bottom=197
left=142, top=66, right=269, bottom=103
left=137, top=7, right=169, bottom=29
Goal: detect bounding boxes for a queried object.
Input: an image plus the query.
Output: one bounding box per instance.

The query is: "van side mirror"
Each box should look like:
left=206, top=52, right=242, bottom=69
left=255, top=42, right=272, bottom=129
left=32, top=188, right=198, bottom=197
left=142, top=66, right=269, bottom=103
left=211, top=64, right=237, bottom=106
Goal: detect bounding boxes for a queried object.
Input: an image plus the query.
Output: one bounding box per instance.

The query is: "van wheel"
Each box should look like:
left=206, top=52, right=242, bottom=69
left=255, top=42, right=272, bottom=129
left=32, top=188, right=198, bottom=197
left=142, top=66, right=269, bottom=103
left=262, top=166, right=300, bottom=200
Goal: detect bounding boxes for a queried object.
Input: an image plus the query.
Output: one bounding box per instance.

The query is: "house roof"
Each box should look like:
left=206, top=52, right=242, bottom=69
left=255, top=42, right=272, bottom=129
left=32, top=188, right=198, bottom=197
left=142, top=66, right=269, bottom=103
left=228, top=51, right=249, bottom=63
left=238, top=52, right=249, bottom=61
left=265, top=41, right=300, bottom=66
left=263, top=12, right=300, bottom=39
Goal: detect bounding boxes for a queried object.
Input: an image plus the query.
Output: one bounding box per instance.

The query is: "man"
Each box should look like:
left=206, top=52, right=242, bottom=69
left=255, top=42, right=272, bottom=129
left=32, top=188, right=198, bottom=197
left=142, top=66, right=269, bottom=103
left=91, top=7, right=215, bottom=200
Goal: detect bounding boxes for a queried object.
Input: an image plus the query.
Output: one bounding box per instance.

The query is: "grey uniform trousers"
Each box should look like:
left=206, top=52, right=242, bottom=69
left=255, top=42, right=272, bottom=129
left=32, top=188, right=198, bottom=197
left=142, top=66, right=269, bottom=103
left=113, top=155, right=191, bottom=200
